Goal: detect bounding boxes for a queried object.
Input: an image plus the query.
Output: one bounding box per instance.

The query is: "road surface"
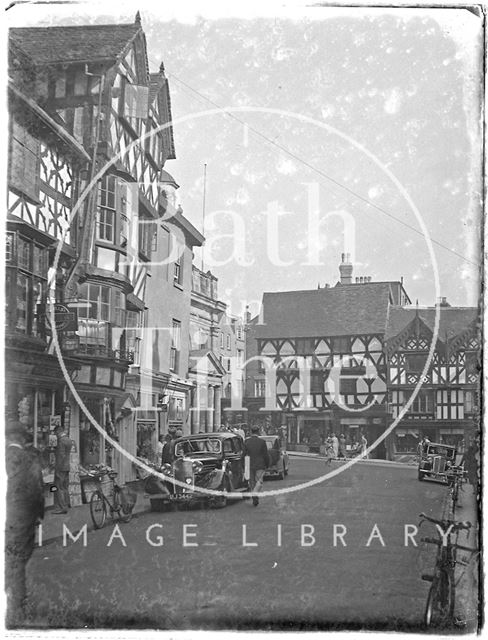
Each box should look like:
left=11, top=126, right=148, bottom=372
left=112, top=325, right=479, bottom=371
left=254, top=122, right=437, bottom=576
left=26, top=457, right=449, bottom=630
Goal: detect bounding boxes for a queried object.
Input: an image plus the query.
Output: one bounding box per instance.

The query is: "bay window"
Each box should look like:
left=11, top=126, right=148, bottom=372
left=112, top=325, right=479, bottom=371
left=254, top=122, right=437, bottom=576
left=96, top=175, right=156, bottom=264
left=77, top=283, right=126, bottom=354
left=5, top=233, right=48, bottom=337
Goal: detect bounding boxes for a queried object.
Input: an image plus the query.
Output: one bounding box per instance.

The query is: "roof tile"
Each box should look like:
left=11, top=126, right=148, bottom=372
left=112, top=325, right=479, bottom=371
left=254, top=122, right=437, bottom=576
left=256, top=283, right=392, bottom=339
left=10, top=23, right=140, bottom=65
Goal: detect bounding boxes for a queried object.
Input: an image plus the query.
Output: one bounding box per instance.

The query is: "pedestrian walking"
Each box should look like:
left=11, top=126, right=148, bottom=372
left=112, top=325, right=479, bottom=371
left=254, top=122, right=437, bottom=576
left=244, top=425, right=270, bottom=506
left=338, top=433, right=347, bottom=459
left=331, top=433, right=339, bottom=458
left=5, top=422, right=44, bottom=626
left=324, top=437, right=334, bottom=465
left=52, top=425, right=73, bottom=515
left=232, top=425, right=246, bottom=440
left=156, top=435, right=164, bottom=464
left=360, top=433, right=368, bottom=458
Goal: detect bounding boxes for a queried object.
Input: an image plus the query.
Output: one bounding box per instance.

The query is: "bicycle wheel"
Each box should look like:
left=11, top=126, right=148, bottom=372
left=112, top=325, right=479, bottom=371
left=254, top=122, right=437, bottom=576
left=424, top=572, right=454, bottom=627
left=452, top=481, right=459, bottom=508
left=90, top=490, right=107, bottom=529
left=114, top=488, right=133, bottom=523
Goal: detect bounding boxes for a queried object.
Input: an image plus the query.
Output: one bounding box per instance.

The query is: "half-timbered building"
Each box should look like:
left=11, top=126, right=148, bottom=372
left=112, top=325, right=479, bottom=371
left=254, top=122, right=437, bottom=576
left=8, top=14, right=180, bottom=488
left=7, top=50, right=89, bottom=505
left=248, top=267, right=411, bottom=457
left=385, top=304, right=480, bottom=459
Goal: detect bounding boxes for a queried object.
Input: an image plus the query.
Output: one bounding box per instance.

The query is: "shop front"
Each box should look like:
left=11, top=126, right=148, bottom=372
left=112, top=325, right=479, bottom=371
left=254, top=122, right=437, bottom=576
left=5, top=344, right=80, bottom=506
left=74, top=385, right=137, bottom=499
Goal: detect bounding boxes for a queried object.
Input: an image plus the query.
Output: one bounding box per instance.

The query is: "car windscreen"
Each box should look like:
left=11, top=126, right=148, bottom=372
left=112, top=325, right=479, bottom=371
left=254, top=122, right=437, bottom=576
left=175, top=439, right=222, bottom=456
left=263, top=438, right=279, bottom=450
left=426, top=446, right=455, bottom=457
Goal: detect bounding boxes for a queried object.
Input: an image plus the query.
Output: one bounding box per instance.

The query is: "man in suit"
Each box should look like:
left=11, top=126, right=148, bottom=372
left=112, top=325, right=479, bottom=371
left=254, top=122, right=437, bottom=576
left=161, top=434, right=174, bottom=465
left=5, top=421, right=44, bottom=626
left=244, top=426, right=270, bottom=506
left=52, top=425, right=73, bottom=514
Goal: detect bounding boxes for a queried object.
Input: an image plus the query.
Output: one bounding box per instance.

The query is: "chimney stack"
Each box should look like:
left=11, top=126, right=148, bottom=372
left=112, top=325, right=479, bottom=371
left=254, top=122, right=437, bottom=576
left=339, top=253, right=353, bottom=285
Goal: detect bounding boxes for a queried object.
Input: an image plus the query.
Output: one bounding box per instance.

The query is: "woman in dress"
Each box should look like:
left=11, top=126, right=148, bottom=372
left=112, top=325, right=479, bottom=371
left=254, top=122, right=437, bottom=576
left=325, top=437, right=334, bottom=465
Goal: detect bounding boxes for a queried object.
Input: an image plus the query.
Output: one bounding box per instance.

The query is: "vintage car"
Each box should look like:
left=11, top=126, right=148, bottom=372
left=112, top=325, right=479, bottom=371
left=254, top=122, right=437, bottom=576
left=262, top=435, right=289, bottom=479
left=144, top=432, right=247, bottom=511
left=418, top=442, right=457, bottom=482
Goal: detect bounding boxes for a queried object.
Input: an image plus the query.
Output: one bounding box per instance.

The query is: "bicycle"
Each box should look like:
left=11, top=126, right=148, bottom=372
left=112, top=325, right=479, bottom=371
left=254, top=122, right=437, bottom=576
left=446, top=466, right=467, bottom=511
left=89, top=470, right=135, bottom=529
left=419, top=512, right=476, bottom=628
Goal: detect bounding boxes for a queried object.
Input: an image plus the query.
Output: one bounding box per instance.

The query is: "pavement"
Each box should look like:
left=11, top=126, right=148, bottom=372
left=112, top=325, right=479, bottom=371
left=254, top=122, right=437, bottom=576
left=38, top=480, right=152, bottom=545
left=445, top=481, right=480, bottom=631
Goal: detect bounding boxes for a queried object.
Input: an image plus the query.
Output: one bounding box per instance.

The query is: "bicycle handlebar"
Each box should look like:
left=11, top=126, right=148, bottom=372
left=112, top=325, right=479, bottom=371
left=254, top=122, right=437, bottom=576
left=419, top=512, right=471, bottom=531
left=422, top=536, right=477, bottom=555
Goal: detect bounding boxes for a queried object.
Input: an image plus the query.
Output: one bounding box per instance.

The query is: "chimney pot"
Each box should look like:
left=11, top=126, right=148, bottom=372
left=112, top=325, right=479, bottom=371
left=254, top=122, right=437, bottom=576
left=338, top=255, right=353, bottom=284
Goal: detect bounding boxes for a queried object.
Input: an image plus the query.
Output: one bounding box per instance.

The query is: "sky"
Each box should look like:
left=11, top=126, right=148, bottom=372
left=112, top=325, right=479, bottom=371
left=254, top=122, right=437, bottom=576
left=6, top=1, right=484, bottom=316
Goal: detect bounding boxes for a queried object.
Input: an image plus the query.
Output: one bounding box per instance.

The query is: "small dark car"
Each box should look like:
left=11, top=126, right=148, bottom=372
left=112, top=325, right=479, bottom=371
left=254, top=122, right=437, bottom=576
left=262, top=435, right=289, bottom=479
left=144, top=432, right=247, bottom=510
left=418, top=442, right=457, bottom=482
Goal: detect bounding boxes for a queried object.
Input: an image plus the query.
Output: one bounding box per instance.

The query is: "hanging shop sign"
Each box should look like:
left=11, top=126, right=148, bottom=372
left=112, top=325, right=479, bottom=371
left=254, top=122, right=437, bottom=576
left=45, top=303, right=78, bottom=332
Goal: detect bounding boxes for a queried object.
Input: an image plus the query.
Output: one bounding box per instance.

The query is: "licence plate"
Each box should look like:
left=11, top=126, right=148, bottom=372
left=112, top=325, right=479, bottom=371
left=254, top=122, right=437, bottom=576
left=170, top=493, right=194, bottom=501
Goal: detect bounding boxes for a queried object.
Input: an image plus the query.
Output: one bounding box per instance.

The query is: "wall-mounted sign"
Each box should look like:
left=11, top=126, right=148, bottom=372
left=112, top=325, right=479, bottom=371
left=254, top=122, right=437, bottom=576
left=47, top=304, right=78, bottom=332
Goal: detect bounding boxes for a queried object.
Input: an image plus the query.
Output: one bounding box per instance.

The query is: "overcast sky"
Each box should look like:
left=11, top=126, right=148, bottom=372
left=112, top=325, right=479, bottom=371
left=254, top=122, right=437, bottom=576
left=6, top=1, right=483, bottom=315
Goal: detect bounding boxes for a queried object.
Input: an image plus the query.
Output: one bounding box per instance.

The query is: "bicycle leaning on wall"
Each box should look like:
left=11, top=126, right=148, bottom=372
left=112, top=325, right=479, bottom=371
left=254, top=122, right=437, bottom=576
left=419, top=512, right=477, bottom=628
left=88, top=470, right=137, bottom=529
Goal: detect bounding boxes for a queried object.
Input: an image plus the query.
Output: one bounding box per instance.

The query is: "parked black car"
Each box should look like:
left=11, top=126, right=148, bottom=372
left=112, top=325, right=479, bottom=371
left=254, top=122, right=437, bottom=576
left=144, top=432, right=247, bottom=510
left=418, top=442, right=457, bottom=482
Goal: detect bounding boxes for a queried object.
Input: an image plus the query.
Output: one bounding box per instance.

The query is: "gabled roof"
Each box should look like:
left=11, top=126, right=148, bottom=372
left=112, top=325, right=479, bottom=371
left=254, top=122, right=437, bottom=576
left=9, top=23, right=140, bottom=65
left=385, top=306, right=479, bottom=342
left=255, top=282, right=392, bottom=339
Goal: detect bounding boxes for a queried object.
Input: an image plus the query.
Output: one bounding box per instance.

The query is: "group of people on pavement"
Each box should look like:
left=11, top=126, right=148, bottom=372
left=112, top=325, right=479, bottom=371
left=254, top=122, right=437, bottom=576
left=324, top=432, right=368, bottom=464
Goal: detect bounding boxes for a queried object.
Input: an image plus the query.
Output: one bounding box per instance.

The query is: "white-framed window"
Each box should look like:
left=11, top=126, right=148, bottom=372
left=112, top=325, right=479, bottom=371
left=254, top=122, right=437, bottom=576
left=436, top=388, right=464, bottom=420
left=226, top=334, right=231, bottom=350
left=174, top=255, right=182, bottom=285
left=170, top=319, right=181, bottom=372
left=254, top=380, right=266, bottom=397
